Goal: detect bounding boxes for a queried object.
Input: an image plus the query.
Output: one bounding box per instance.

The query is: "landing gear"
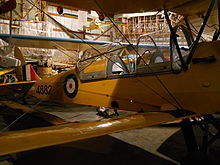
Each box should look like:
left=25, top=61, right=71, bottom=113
left=180, top=115, right=220, bottom=165
left=0, top=73, right=18, bottom=84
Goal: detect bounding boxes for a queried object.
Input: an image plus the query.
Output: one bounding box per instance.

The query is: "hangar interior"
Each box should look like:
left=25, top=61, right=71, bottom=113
left=0, top=0, right=220, bottom=165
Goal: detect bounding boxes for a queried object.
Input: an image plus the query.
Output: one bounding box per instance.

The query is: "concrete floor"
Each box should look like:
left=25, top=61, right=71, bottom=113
left=13, top=129, right=178, bottom=165
left=1, top=100, right=220, bottom=165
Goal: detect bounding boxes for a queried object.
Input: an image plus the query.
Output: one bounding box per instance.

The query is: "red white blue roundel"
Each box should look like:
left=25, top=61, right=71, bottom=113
left=64, top=74, right=78, bottom=98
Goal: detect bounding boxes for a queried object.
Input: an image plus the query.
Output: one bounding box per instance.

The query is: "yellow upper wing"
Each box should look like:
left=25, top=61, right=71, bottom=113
left=45, top=0, right=212, bottom=16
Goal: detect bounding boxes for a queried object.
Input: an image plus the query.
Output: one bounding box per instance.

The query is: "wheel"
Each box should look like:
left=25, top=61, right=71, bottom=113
left=4, top=74, right=18, bottom=83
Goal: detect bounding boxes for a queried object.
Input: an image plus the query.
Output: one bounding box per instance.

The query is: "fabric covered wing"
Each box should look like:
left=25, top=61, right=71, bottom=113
left=0, top=111, right=196, bottom=156
left=0, top=81, right=35, bottom=96
left=45, top=0, right=211, bottom=16
left=0, top=34, right=111, bottom=51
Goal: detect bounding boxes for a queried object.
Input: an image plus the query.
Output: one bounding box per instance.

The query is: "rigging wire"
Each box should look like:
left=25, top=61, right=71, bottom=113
left=26, top=0, right=129, bottom=73
left=176, top=16, right=206, bottom=42
left=2, top=0, right=218, bottom=132
left=48, top=0, right=182, bottom=109
left=27, top=0, right=183, bottom=109
left=93, top=0, right=184, bottom=109
left=1, top=111, right=28, bottom=132
left=0, top=93, right=48, bottom=132
left=26, top=0, right=135, bottom=80
left=26, top=0, right=101, bottom=54
left=0, top=79, right=67, bottom=132
left=0, top=72, right=160, bottom=132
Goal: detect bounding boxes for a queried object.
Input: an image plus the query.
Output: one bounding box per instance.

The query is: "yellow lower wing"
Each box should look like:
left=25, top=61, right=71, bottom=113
left=0, top=81, right=36, bottom=96
left=0, top=81, right=36, bottom=86
left=0, top=68, right=15, bottom=76
left=0, top=101, right=67, bottom=125
left=0, top=111, right=196, bottom=156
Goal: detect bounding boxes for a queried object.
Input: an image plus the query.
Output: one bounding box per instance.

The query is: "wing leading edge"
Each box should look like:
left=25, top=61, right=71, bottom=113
left=45, top=0, right=212, bottom=16
left=0, top=34, right=170, bottom=51
left=0, top=34, right=111, bottom=51
left=0, top=111, right=197, bottom=156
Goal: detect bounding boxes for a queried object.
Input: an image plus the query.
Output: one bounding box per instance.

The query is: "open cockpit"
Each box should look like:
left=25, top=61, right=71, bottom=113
left=76, top=27, right=193, bottom=82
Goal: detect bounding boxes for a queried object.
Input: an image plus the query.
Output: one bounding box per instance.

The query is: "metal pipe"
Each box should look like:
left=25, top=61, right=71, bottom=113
left=184, top=17, right=194, bottom=43
left=181, top=118, right=198, bottom=152
left=164, top=10, right=187, bottom=71
left=212, top=0, right=220, bottom=41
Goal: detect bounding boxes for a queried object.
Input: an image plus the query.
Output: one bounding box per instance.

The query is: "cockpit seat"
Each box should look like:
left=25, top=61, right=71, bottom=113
left=106, top=55, right=129, bottom=75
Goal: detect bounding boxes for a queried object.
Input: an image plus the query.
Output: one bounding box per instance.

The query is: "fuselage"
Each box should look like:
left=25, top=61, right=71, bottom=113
left=29, top=40, right=220, bottom=115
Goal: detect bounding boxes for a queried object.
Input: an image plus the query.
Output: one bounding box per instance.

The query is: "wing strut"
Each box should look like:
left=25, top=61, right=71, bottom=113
left=164, top=10, right=187, bottom=71
left=93, top=0, right=184, bottom=110
left=165, top=0, right=216, bottom=72
left=212, top=0, right=220, bottom=41
left=186, top=0, right=216, bottom=67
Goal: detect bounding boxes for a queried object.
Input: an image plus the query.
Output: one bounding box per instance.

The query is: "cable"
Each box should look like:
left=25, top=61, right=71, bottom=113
left=1, top=111, right=28, bottom=132
left=93, top=0, right=184, bottom=109
left=26, top=0, right=127, bottom=71
left=27, top=0, right=183, bottom=109
left=0, top=75, right=68, bottom=132
left=27, top=0, right=130, bottom=73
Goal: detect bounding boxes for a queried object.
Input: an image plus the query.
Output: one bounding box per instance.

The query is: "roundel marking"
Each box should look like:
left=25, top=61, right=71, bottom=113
left=64, top=74, right=78, bottom=98
left=57, top=6, right=63, bottom=15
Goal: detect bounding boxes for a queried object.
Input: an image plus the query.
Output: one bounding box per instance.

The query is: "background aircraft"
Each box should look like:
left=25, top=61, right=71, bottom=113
left=0, top=46, right=39, bottom=98
left=85, top=19, right=126, bottom=32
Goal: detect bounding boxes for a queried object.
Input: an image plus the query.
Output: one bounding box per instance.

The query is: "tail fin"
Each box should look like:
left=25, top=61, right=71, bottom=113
left=23, top=64, right=41, bottom=81
left=14, top=47, right=41, bottom=81
left=14, top=47, right=26, bottom=66
left=14, top=47, right=26, bottom=81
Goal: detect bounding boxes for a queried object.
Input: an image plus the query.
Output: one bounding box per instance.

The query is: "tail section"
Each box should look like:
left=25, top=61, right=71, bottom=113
left=14, top=46, right=26, bottom=81
left=14, top=47, right=26, bottom=66
left=23, top=64, right=41, bottom=81
left=14, top=47, right=41, bottom=82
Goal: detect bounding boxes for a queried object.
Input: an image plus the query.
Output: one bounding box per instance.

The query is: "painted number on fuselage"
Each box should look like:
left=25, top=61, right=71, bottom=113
left=36, top=85, right=52, bottom=95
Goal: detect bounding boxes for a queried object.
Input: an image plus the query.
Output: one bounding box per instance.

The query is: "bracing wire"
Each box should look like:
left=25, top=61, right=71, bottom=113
left=27, top=0, right=128, bottom=74
left=26, top=0, right=183, bottom=109
left=93, top=0, right=184, bottom=109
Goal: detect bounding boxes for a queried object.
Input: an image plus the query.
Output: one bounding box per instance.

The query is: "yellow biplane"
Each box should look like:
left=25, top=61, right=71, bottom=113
left=0, top=0, right=220, bottom=163
left=85, top=18, right=126, bottom=32
left=0, top=46, right=39, bottom=97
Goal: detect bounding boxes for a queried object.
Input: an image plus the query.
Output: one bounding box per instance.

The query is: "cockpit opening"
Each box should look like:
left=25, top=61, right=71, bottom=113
left=76, top=29, right=193, bottom=82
